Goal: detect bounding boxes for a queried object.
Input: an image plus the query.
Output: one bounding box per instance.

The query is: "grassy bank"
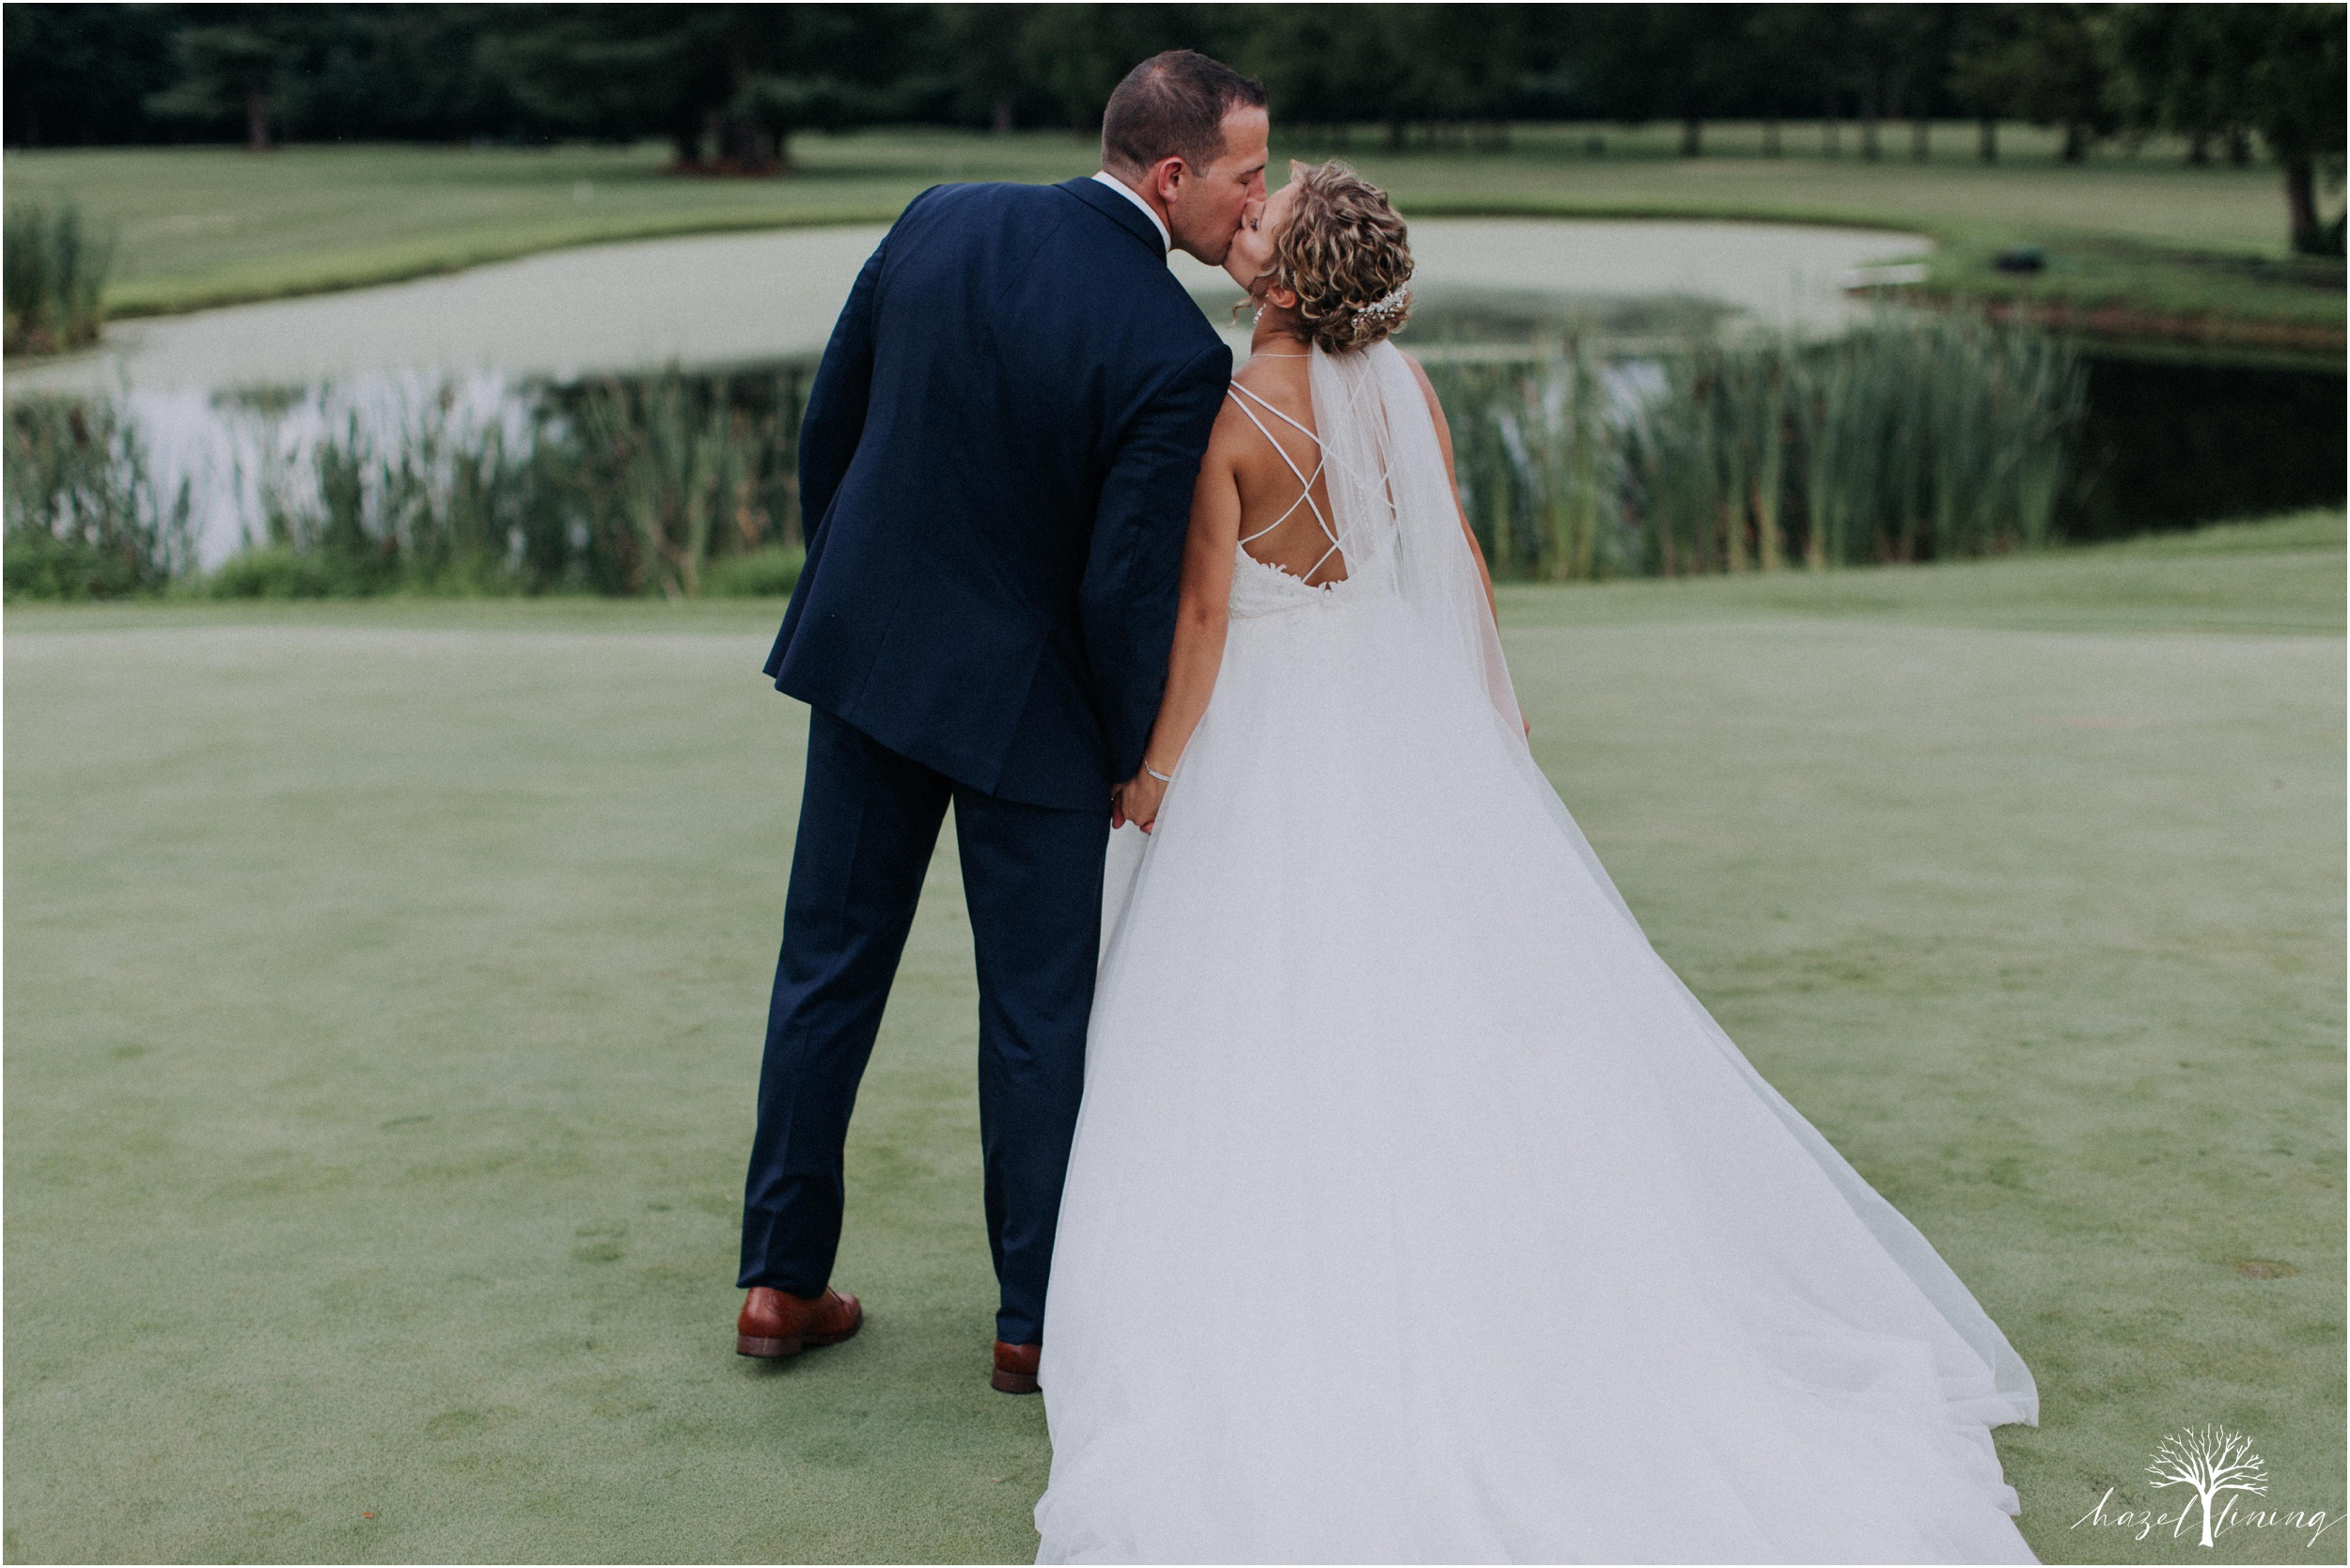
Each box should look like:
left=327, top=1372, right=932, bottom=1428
left=5, top=512, right=2340, bottom=1560
left=3, top=125, right=2335, bottom=355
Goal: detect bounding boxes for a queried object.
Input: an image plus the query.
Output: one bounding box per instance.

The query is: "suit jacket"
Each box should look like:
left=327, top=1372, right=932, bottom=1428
left=764, top=176, right=1232, bottom=811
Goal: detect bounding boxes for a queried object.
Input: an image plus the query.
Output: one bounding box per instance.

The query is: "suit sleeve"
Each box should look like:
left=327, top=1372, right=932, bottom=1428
left=794, top=184, right=951, bottom=560
left=792, top=243, right=886, bottom=562
left=1077, top=338, right=1234, bottom=782
left=768, top=188, right=948, bottom=682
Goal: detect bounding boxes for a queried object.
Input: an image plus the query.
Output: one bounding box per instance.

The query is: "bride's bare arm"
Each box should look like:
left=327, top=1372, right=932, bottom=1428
left=1116, top=416, right=1245, bottom=832
left=1404, top=354, right=1499, bottom=627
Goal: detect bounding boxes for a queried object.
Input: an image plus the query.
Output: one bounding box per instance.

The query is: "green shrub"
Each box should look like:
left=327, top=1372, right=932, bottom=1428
left=6, top=529, right=153, bottom=601
left=700, top=545, right=805, bottom=597
left=207, top=546, right=347, bottom=599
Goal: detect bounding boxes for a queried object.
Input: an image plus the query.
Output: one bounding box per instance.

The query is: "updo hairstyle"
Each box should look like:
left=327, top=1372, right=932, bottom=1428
left=1261, top=160, right=1415, bottom=353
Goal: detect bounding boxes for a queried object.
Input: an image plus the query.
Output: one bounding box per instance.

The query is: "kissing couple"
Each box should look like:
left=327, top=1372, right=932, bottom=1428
left=729, top=48, right=2042, bottom=1565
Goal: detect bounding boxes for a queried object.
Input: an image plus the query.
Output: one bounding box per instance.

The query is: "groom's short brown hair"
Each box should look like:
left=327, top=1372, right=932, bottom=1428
left=1101, top=50, right=1267, bottom=180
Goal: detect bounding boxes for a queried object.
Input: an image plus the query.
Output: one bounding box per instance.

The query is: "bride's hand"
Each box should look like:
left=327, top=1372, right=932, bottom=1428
left=1116, top=769, right=1169, bottom=833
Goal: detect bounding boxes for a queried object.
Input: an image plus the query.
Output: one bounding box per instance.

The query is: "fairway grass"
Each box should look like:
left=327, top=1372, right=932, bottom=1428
left=4, top=125, right=2328, bottom=335
left=6, top=518, right=2342, bottom=1561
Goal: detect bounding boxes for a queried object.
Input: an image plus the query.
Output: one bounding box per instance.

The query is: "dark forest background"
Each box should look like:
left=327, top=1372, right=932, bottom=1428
left=2, top=5, right=2332, bottom=163
left=13, top=5, right=2338, bottom=248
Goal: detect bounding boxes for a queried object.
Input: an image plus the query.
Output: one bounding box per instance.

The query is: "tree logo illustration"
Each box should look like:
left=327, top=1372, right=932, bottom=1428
left=2145, top=1424, right=2271, bottom=1547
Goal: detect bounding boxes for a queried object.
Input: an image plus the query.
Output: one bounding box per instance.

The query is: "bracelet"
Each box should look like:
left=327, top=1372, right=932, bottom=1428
left=1143, top=760, right=1173, bottom=783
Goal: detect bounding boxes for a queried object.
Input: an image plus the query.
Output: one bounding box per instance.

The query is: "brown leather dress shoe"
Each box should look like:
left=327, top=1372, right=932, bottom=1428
left=992, top=1339, right=1041, bottom=1394
left=736, top=1286, right=862, bottom=1359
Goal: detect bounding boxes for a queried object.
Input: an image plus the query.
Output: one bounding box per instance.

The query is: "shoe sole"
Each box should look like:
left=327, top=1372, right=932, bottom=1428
left=991, top=1368, right=1041, bottom=1395
left=736, top=1320, right=861, bottom=1359
left=736, top=1333, right=803, bottom=1358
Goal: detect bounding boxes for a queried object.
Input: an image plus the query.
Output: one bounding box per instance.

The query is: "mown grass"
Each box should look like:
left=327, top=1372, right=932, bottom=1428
left=1, top=124, right=2330, bottom=337
left=11, top=508, right=2337, bottom=637
left=1497, top=507, right=2349, bottom=635
left=5, top=511, right=2340, bottom=1561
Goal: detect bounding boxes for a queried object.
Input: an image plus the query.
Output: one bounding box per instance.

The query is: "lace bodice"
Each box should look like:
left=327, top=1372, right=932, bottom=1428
left=1229, top=544, right=1354, bottom=619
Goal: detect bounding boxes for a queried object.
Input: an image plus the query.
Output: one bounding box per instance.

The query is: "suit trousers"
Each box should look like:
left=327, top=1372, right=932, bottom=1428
left=739, top=705, right=1109, bottom=1345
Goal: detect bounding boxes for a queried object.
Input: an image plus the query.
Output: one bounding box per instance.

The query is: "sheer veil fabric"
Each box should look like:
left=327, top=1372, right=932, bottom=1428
left=1041, top=340, right=2039, bottom=1564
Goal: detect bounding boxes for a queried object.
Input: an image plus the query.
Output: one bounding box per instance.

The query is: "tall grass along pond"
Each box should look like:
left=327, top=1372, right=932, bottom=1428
left=5, top=196, right=117, bottom=357
left=1431, top=307, right=2089, bottom=581
left=5, top=365, right=812, bottom=601
left=4, top=395, right=193, bottom=600
left=4, top=311, right=2084, bottom=600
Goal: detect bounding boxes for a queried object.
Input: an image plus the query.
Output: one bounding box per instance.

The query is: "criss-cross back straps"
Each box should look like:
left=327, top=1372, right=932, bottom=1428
left=1224, top=382, right=1347, bottom=581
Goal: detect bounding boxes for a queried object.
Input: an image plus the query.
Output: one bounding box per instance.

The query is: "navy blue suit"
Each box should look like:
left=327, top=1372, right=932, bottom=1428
left=741, top=177, right=1231, bottom=1344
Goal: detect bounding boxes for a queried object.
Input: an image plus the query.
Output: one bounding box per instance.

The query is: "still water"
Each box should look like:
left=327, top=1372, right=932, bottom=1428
left=5, top=217, right=2338, bottom=562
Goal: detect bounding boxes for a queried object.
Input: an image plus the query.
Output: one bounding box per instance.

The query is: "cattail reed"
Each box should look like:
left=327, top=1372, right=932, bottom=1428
left=4, top=364, right=813, bottom=599
left=1431, top=307, right=2087, bottom=579
left=4, top=394, right=193, bottom=599
left=4, top=196, right=117, bottom=356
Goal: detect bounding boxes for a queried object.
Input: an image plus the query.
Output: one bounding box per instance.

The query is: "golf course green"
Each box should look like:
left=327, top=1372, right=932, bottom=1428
left=5, top=513, right=2342, bottom=1562
left=8, top=124, right=2330, bottom=338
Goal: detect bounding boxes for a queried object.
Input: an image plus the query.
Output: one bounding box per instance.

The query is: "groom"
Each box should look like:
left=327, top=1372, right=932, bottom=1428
left=735, top=52, right=1268, bottom=1393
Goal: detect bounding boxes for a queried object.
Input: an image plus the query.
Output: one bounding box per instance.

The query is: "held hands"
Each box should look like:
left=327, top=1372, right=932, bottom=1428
left=1111, top=767, right=1170, bottom=834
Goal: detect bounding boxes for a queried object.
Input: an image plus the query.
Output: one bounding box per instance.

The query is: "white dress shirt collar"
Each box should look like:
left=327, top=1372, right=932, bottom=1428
left=1091, top=170, right=1171, bottom=257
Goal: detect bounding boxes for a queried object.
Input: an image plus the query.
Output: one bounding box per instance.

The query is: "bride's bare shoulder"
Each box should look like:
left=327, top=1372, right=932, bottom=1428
left=1207, top=357, right=1310, bottom=459
left=1203, top=385, right=1260, bottom=459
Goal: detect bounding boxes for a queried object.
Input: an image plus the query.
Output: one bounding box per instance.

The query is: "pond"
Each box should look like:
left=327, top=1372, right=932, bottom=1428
left=4, top=217, right=1931, bottom=570
left=8, top=217, right=1932, bottom=397
left=4, top=216, right=2339, bottom=572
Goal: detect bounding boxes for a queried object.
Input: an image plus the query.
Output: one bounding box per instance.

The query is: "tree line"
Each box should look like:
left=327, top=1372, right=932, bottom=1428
left=6, top=4, right=2341, bottom=249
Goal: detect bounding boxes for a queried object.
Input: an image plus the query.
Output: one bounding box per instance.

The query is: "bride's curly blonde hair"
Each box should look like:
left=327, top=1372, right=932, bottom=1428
left=1255, top=159, right=1415, bottom=353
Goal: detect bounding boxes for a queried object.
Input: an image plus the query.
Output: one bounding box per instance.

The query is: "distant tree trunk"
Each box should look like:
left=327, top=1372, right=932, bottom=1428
left=1762, top=116, right=1780, bottom=156
left=2060, top=120, right=2087, bottom=162
left=2226, top=127, right=2250, bottom=166
left=992, top=95, right=1013, bottom=135
left=1680, top=115, right=1701, bottom=156
left=720, top=39, right=771, bottom=171
left=1859, top=75, right=1880, bottom=160
left=1911, top=117, right=1930, bottom=161
left=1823, top=89, right=1841, bottom=157
left=737, top=119, right=774, bottom=167
left=2186, top=131, right=2209, bottom=165
left=719, top=110, right=770, bottom=168
left=244, top=86, right=270, bottom=151
left=1977, top=116, right=1997, bottom=162
left=2285, top=154, right=2321, bottom=253
left=672, top=119, right=702, bottom=168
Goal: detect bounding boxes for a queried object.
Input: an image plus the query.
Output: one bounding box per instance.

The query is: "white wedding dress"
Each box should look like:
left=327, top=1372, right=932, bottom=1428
left=1031, top=340, right=2040, bottom=1564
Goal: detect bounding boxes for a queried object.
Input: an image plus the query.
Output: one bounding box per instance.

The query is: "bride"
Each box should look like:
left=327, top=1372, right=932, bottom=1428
left=1030, top=160, right=2041, bottom=1565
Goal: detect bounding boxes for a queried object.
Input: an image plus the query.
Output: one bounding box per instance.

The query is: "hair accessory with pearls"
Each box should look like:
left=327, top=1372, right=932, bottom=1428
left=1354, top=284, right=1412, bottom=322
